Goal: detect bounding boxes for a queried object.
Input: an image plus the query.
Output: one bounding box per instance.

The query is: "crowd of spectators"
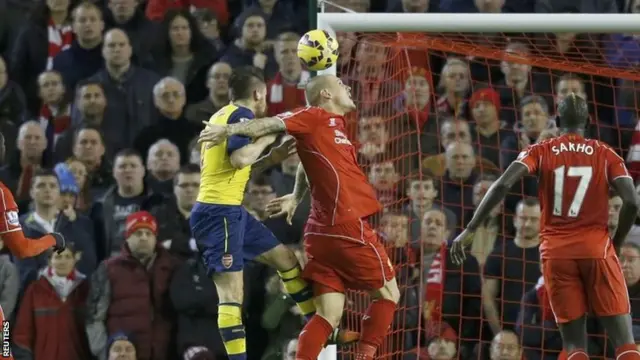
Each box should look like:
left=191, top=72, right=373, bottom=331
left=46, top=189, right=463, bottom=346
left=0, top=0, right=638, bottom=359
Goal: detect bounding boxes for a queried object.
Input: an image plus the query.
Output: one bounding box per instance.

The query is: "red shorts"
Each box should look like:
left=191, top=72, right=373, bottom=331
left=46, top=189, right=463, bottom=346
left=302, top=218, right=395, bottom=295
left=542, top=256, right=630, bottom=323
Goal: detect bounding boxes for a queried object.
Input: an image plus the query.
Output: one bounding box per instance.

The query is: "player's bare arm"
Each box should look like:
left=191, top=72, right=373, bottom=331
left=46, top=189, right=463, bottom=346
left=292, top=163, right=310, bottom=203
left=450, top=162, right=529, bottom=265
left=228, top=134, right=278, bottom=169
left=265, top=163, right=308, bottom=224
left=251, top=136, right=297, bottom=174
left=200, top=117, right=286, bottom=146
left=610, top=176, right=639, bottom=251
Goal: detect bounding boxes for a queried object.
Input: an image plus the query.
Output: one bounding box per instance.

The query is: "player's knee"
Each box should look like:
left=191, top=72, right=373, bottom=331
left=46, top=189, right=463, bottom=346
left=258, top=244, right=299, bottom=271
left=314, top=293, right=345, bottom=328
left=373, top=278, right=400, bottom=304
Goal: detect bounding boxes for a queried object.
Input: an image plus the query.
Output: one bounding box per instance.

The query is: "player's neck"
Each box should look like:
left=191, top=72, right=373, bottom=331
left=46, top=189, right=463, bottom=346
left=321, top=102, right=346, bottom=116
left=513, top=236, right=539, bottom=248
left=232, top=100, right=257, bottom=114
left=34, top=206, right=58, bottom=222
left=560, top=128, right=584, bottom=136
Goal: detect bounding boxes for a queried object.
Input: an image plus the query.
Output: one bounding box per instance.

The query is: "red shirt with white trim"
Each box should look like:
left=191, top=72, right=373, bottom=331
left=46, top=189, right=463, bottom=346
left=276, top=106, right=381, bottom=226
left=0, top=182, right=21, bottom=235
left=516, top=134, right=630, bottom=259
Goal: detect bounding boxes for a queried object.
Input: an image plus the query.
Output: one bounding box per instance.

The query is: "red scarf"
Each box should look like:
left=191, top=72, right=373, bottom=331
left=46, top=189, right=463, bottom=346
left=267, top=71, right=309, bottom=116
left=406, top=104, right=430, bottom=130
left=39, top=104, right=71, bottom=134
left=424, top=244, right=447, bottom=331
left=46, top=18, right=73, bottom=69
left=535, top=276, right=555, bottom=322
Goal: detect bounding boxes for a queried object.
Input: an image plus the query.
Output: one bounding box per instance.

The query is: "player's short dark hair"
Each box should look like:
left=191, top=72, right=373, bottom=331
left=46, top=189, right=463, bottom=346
left=558, top=93, right=589, bottom=129
left=31, top=168, right=59, bottom=187
left=114, top=148, right=143, bottom=162
left=228, top=66, right=265, bottom=101
left=173, top=164, right=200, bottom=185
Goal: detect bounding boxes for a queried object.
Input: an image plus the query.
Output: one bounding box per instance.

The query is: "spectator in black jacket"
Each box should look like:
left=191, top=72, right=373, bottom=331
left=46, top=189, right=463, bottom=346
left=149, top=9, right=218, bottom=104
left=70, top=125, right=113, bottom=199
left=145, top=139, right=181, bottom=196
left=184, top=61, right=231, bottom=125
left=103, top=0, right=159, bottom=65
left=150, top=164, right=200, bottom=259
left=52, top=2, right=105, bottom=91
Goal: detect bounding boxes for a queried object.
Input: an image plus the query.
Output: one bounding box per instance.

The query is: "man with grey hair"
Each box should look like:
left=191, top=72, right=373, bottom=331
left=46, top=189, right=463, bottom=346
left=440, top=142, right=478, bottom=229
left=134, top=77, right=199, bottom=165
left=146, top=139, right=181, bottom=195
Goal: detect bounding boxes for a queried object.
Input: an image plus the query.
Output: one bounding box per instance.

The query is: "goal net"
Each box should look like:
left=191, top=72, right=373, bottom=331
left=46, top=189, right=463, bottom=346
left=324, top=13, right=640, bottom=360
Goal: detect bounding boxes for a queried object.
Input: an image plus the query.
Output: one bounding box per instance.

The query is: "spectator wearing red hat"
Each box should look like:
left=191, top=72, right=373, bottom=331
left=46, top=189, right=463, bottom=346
left=469, top=87, right=513, bottom=169
left=86, top=211, right=181, bottom=360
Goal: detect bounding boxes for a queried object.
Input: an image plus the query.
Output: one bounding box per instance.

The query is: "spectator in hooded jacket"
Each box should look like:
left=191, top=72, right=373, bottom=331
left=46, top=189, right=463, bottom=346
left=148, top=9, right=218, bottom=105
left=85, top=211, right=180, bottom=360
left=12, top=243, right=91, bottom=360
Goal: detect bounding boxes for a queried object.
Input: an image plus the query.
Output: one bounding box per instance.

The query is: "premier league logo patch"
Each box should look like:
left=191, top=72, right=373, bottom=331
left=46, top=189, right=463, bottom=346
left=221, top=254, right=233, bottom=269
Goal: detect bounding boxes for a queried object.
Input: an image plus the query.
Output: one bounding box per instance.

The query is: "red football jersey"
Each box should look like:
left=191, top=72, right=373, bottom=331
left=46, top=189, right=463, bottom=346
left=516, top=134, right=630, bottom=259
left=277, top=106, right=382, bottom=226
left=0, top=182, right=21, bottom=235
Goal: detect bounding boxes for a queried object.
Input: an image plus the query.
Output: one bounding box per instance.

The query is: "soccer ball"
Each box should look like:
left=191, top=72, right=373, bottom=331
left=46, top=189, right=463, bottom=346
left=297, top=30, right=339, bottom=71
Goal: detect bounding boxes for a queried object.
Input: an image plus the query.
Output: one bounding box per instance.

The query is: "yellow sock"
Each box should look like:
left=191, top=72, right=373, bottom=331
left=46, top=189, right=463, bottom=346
left=217, top=303, right=246, bottom=359
left=278, top=266, right=316, bottom=319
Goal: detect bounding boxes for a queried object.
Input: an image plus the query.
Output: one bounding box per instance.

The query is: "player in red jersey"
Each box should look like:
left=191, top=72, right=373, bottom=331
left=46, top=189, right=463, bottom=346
left=198, top=74, right=399, bottom=360
left=450, top=94, right=640, bottom=360
left=0, top=132, right=65, bottom=359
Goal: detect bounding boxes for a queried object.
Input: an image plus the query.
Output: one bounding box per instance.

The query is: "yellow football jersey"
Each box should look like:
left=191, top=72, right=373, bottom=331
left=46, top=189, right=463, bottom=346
left=197, top=103, right=255, bottom=205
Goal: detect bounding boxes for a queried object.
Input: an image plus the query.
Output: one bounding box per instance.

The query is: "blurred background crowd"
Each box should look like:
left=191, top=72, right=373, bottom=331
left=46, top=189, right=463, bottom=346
left=0, top=0, right=639, bottom=359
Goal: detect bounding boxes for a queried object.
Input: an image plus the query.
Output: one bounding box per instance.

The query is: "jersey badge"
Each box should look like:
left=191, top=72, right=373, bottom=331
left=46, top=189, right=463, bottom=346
left=517, top=151, right=527, bottom=160
left=329, top=118, right=337, bottom=127
left=5, top=211, right=18, bottom=226
left=221, top=253, right=233, bottom=269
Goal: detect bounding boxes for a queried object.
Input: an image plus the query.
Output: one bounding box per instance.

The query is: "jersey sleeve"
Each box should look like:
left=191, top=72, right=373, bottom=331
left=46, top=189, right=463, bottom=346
left=0, top=185, right=21, bottom=235
left=275, top=107, right=316, bottom=135
left=514, top=144, right=541, bottom=174
left=226, top=107, right=255, bottom=156
left=605, top=146, right=632, bottom=183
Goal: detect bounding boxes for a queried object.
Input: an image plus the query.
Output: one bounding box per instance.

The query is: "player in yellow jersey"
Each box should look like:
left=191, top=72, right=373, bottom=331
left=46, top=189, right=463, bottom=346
left=190, top=67, right=357, bottom=360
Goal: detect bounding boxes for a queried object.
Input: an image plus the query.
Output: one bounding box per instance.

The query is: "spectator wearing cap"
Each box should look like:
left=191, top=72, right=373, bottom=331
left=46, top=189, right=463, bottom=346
left=148, top=10, right=218, bottom=105
left=13, top=243, right=91, bottom=360
left=54, top=162, right=80, bottom=209
left=150, top=164, right=200, bottom=259
left=52, top=2, right=105, bottom=92
left=103, top=0, right=159, bottom=66
left=86, top=211, right=180, bottom=360
left=145, top=0, right=230, bottom=26
left=17, top=169, right=98, bottom=289
left=86, top=29, right=160, bottom=148
left=134, top=78, right=200, bottom=166
left=184, top=61, right=231, bottom=125
left=0, top=55, right=28, bottom=154
left=106, top=332, right=137, bottom=360
left=192, top=8, right=226, bottom=54
left=267, top=32, right=309, bottom=116
left=469, top=87, right=512, bottom=168
left=220, top=11, right=277, bottom=78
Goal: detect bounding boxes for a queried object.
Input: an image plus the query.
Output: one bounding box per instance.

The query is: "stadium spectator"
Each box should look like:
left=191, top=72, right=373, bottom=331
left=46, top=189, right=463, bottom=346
left=368, top=160, right=402, bottom=209
left=0, top=121, right=49, bottom=210
left=243, top=0, right=301, bottom=40
left=9, top=0, right=76, bottom=115
left=170, top=256, right=223, bottom=358
left=244, top=175, right=294, bottom=244
left=16, top=168, right=98, bottom=287
left=404, top=174, right=457, bottom=245
left=54, top=161, right=79, bottom=209
left=268, top=152, right=309, bottom=240
left=0, top=55, right=28, bottom=135
left=145, top=0, right=230, bottom=26
left=64, top=157, right=93, bottom=212
left=134, top=77, right=199, bottom=165
left=0, top=240, right=18, bottom=320
left=106, top=332, right=137, bottom=360
left=435, top=58, right=470, bottom=119
left=52, top=2, right=105, bottom=91
left=438, top=142, right=478, bottom=226
left=36, top=70, right=71, bottom=154
left=220, top=11, right=277, bottom=78
left=71, top=126, right=113, bottom=198
left=609, top=191, right=623, bottom=235
left=184, top=61, right=231, bottom=124
left=187, top=137, right=202, bottom=166
left=192, top=9, right=226, bottom=53
left=145, top=139, right=180, bottom=195
left=12, top=244, right=91, bottom=360
left=381, top=212, right=413, bottom=268
left=267, top=32, right=307, bottom=116
left=468, top=173, right=503, bottom=266
left=88, top=29, right=160, bottom=147
left=103, top=0, right=158, bottom=65
left=86, top=211, right=180, bottom=360
left=489, top=330, right=523, bottom=360
left=386, top=0, right=435, bottom=12
left=95, top=149, right=158, bottom=259
left=422, top=326, right=458, bottom=360
left=335, top=32, right=357, bottom=75
left=357, top=116, right=390, bottom=164
left=281, top=338, right=298, bottom=360
left=469, top=88, right=512, bottom=167
left=621, top=242, right=640, bottom=324
left=56, top=81, right=110, bottom=162
left=535, top=0, right=618, bottom=14
left=150, top=164, right=200, bottom=259
left=419, top=208, right=481, bottom=358
left=483, top=198, right=541, bottom=335
left=149, top=10, right=218, bottom=104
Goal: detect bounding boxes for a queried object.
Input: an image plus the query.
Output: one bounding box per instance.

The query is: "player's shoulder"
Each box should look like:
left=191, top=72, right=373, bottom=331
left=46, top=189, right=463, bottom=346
left=278, top=105, right=315, bottom=119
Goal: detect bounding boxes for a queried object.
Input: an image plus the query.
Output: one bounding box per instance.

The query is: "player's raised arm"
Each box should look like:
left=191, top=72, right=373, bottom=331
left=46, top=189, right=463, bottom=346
left=607, top=148, right=639, bottom=251
left=200, top=117, right=287, bottom=146
left=265, top=163, right=309, bottom=224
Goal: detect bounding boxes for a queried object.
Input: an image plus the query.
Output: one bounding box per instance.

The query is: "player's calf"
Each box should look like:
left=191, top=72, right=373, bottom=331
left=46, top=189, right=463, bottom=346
left=212, top=271, right=247, bottom=360
left=355, top=278, right=400, bottom=360
left=297, top=291, right=347, bottom=360
left=598, top=314, right=640, bottom=360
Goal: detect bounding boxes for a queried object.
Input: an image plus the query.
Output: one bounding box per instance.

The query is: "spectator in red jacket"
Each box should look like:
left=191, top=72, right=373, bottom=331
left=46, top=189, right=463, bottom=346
left=85, top=211, right=181, bottom=360
left=12, top=242, right=91, bottom=360
left=145, top=0, right=229, bottom=26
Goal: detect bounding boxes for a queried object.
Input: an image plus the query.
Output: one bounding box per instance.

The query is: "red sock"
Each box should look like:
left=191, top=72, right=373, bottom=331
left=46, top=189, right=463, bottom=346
left=296, top=314, right=334, bottom=360
left=616, top=344, right=640, bottom=360
left=356, top=299, right=397, bottom=360
left=567, top=350, right=589, bottom=360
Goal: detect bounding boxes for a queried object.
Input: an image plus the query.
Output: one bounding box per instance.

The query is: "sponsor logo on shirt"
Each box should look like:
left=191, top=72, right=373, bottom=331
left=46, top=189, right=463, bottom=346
left=334, top=130, right=352, bottom=145
left=5, top=211, right=18, bottom=226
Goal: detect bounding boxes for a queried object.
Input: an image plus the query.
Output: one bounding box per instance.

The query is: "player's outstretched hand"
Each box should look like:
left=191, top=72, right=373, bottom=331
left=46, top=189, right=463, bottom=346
left=267, top=136, right=297, bottom=163
left=450, top=229, right=475, bottom=266
left=265, top=194, right=297, bottom=225
left=199, top=121, right=228, bottom=147
left=50, top=232, right=66, bottom=254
